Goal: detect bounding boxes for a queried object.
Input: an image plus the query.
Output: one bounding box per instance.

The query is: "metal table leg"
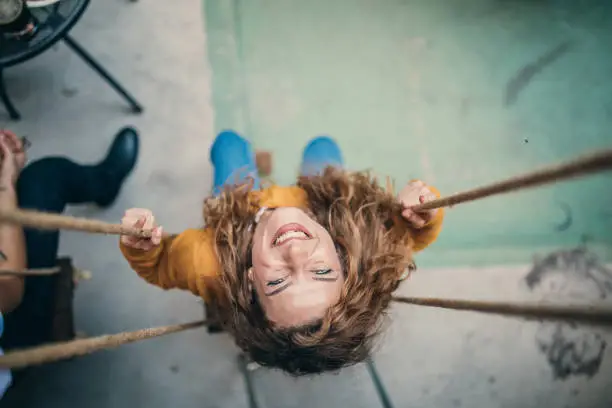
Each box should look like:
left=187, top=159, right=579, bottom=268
left=238, top=353, right=260, bottom=408
left=366, top=359, right=395, bottom=408
left=237, top=355, right=394, bottom=408
left=62, top=34, right=144, bottom=114
left=0, top=69, right=21, bottom=121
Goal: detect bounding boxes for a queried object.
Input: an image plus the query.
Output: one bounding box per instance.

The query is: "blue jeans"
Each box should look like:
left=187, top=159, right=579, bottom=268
left=210, top=130, right=344, bottom=195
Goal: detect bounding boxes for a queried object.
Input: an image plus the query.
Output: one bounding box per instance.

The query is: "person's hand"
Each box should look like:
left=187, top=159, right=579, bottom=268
left=398, top=180, right=439, bottom=229
left=0, top=131, right=26, bottom=186
left=120, top=208, right=163, bottom=250
left=1, top=131, right=26, bottom=171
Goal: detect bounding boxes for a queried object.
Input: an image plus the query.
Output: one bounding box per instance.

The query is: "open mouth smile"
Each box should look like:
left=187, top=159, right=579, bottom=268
left=271, top=223, right=312, bottom=247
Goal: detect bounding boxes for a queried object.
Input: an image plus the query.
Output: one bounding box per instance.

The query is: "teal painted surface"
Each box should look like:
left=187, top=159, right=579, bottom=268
left=204, top=0, right=612, bottom=267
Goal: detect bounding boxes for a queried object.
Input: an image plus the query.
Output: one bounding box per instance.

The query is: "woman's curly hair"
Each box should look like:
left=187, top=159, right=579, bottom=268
left=202, top=167, right=416, bottom=376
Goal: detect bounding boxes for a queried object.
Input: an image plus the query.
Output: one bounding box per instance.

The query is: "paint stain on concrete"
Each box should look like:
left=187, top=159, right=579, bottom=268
left=555, top=202, right=573, bottom=232
left=61, top=88, right=79, bottom=98
left=147, top=171, right=176, bottom=190
left=504, top=40, right=573, bottom=107
left=525, top=247, right=611, bottom=380
left=536, top=323, right=606, bottom=380
left=526, top=247, right=612, bottom=299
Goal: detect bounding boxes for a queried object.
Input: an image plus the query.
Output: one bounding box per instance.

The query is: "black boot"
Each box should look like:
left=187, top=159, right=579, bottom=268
left=94, top=126, right=140, bottom=208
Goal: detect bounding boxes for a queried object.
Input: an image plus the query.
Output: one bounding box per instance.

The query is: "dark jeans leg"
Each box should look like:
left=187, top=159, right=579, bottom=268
left=1, top=157, right=112, bottom=350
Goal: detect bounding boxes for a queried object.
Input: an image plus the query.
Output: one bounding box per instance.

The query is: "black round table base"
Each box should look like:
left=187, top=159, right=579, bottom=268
left=0, top=0, right=143, bottom=121
left=0, top=34, right=145, bottom=121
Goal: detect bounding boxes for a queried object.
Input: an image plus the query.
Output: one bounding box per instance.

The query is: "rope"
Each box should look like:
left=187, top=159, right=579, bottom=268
left=392, top=296, right=612, bottom=326
left=0, top=148, right=607, bottom=236
left=0, top=208, right=156, bottom=238
left=4, top=297, right=612, bottom=370
left=0, top=148, right=606, bottom=370
left=0, top=320, right=207, bottom=369
left=411, top=148, right=612, bottom=211
left=3, top=296, right=612, bottom=369
left=0, top=267, right=60, bottom=276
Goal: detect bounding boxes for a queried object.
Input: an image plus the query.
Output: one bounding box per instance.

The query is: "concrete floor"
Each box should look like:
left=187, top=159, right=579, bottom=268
left=205, top=0, right=612, bottom=267
left=0, top=0, right=611, bottom=407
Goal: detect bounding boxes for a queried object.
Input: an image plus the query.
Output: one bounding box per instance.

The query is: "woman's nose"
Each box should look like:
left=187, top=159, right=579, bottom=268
left=284, top=239, right=316, bottom=267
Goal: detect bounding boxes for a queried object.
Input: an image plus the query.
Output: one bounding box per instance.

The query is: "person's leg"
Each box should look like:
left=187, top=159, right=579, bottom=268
left=300, top=135, right=344, bottom=177
left=1, top=127, right=139, bottom=350
left=210, top=130, right=260, bottom=196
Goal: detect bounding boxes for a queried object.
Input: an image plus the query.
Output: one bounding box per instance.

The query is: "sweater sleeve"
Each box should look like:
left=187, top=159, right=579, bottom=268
left=119, top=228, right=219, bottom=300
left=410, top=185, right=445, bottom=252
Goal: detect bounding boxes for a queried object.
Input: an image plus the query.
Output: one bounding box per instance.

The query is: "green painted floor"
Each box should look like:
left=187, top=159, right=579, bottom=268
left=204, top=0, right=612, bottom=267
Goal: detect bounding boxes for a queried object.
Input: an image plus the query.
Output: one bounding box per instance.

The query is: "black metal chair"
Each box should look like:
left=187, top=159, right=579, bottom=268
left=0, top=0, right=143, bottom=120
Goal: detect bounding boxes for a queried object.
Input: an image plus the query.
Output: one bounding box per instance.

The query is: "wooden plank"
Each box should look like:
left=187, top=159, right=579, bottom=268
left=51, top=257, right=75, bottom=342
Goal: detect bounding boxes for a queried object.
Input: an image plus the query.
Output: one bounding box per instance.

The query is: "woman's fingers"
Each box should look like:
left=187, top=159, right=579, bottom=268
left=402, top=209, right=426, bottom=229
left=417, top=191, right=438, bottom=222
left=1, top=130, right=22, bottom=152
left=120, top=209, right=162, bottom=250
left=151, top=226, right=163, bottom=246
left=401, top=189, right=439, bottom=228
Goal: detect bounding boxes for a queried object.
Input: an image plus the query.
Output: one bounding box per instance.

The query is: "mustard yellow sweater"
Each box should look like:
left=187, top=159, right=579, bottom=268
left=120, top=185, right=444, bottom=301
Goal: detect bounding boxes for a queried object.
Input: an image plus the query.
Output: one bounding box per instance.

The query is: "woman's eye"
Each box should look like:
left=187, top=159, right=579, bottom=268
left=314, top=268, right=332, bottom=275
left=266, top=278, right=285, bottom=287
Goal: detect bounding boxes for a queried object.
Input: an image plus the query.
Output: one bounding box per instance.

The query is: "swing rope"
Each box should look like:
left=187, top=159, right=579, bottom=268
left=392, top=297, right=612, bottom=326
left=0, top=147, right=609, bottom=369
left=1, top=297, right=611, bottom=369
left=0, top=148, right=608, bottom=237
left=411, top=147, right=612, bottom=211
left=0, top=208, right=155, bottom=239
left=0, top=320, right=208, bottom=369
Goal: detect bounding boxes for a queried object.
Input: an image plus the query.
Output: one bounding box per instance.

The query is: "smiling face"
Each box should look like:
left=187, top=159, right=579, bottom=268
left=249, top=207, right=344, bottom=327
left=207, top=168, right=416, bottom=375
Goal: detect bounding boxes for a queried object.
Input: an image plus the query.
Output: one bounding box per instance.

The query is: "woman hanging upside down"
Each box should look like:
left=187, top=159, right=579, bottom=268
left=119, top=130, right=444, bottom=375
